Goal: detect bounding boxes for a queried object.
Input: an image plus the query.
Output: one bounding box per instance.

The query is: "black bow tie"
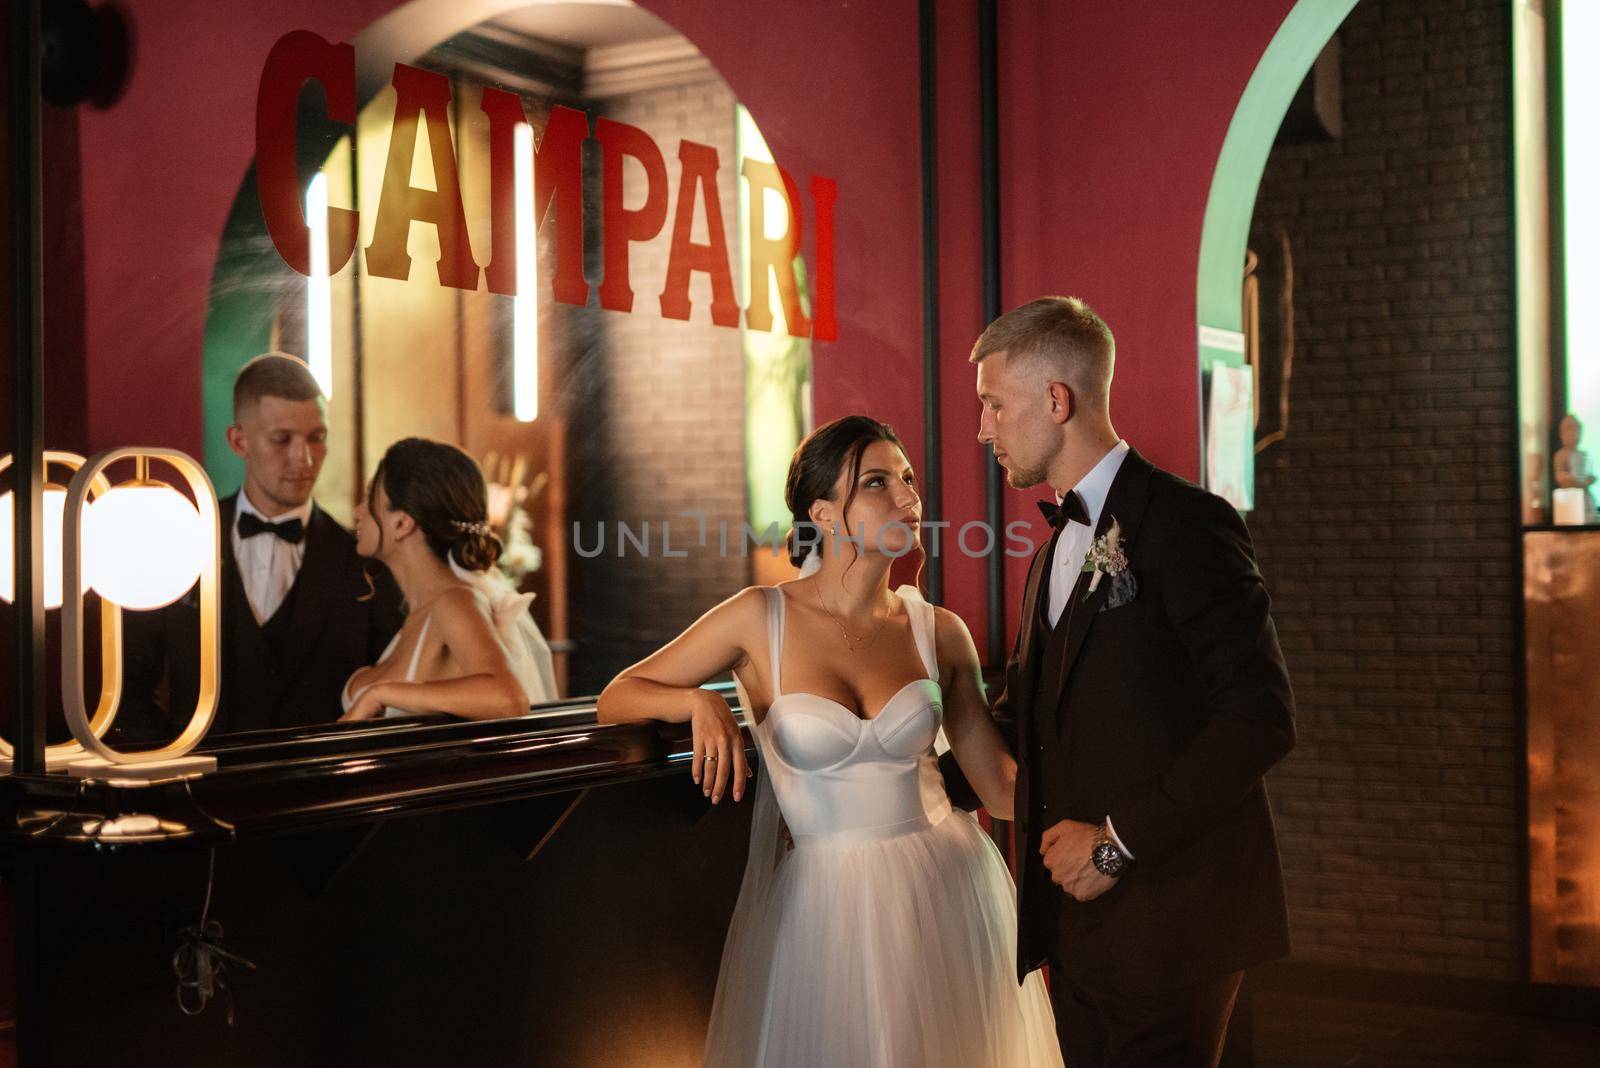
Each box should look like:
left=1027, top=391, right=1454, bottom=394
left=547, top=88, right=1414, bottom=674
left=238, top=512, right=305, bottom=544
left=1037, top=491, right=1090, bottom=530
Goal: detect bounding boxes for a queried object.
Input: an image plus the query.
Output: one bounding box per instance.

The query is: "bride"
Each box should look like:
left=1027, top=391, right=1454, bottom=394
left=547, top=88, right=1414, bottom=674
left=596, top=416, right=1062, bottom=1067
left=340, top=437, right=558, bottom=721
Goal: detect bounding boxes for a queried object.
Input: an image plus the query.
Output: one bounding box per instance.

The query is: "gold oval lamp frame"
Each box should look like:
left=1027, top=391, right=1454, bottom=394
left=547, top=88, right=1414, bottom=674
left=0, top=451, right=121, bottom=772
left=60, top=447, right=221, bottom=782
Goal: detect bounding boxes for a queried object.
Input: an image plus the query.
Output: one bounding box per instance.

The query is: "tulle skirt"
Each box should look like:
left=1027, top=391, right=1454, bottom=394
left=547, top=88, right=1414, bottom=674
left=703, top=806, right=1064, bottom=1067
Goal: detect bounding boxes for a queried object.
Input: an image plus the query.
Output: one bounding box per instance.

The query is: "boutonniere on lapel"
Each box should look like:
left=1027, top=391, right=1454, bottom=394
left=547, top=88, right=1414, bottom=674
left=1081, top=518, right=1137, bottom=609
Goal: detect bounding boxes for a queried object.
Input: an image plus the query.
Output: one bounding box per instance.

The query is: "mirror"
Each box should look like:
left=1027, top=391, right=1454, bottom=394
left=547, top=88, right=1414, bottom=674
left=89, top=1, right=822, bottom=743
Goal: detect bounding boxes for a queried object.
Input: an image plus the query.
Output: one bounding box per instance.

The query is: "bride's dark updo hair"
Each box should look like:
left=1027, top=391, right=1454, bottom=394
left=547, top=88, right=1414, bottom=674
left=784, top=415, right=908, bottom=570
left=369, top=438, right=501, bottom=571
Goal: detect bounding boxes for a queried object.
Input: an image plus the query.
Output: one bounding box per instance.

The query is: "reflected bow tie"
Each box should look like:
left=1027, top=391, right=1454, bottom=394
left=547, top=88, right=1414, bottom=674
left=238, top=512, right=305, bottom=544
left=1036, top=491, right=1089, bottom=530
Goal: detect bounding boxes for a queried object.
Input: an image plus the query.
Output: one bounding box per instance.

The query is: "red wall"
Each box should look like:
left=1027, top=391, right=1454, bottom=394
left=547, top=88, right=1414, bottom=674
left=929, top=0, right=989, bottom=651
left=971, top=1, right=1300, bottom=654
left=58, top=0, right=1303, bottom=663
left=74, top=1, right=396, bottom=455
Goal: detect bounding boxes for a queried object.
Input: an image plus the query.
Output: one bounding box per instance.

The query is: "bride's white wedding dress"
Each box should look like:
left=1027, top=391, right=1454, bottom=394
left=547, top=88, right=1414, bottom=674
left=341, top=556, right=559, bottom=717
left=704, top=583, right=1062, bottom=1067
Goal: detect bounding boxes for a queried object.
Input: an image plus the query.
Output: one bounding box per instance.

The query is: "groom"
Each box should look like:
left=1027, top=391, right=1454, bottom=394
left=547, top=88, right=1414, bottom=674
left=946, top=297, right=1296, bottom=1065
left=120, top=353, right=403, bottom=740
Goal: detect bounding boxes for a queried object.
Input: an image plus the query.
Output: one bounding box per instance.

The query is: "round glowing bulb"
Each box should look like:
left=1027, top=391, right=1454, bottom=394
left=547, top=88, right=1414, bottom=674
left=84, top=482, right=206, bottom=610
left=0, top=487, right=83, bottom=609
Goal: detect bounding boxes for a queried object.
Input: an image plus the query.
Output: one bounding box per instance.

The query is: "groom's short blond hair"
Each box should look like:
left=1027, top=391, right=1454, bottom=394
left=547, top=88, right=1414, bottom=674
left=970, top=296, right=1116, bottom=409
left=232, top=352, right=324, bottom=421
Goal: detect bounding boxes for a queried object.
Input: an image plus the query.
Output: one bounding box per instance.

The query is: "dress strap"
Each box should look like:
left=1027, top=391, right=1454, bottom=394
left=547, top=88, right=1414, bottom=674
left=896, top=585, right=939, bottom=681
left=405, top=614, right=433, bottom=682
left=763, top=586, right=784, bottom=697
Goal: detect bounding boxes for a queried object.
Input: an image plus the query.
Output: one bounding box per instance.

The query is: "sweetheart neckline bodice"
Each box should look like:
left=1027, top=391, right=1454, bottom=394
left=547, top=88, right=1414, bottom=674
left=762, top=676, right=941, bottom=731
left=750, top=585, right=950, bottom=835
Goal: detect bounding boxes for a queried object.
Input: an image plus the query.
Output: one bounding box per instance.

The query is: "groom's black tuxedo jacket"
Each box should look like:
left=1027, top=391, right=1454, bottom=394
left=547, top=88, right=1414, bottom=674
left=944, top=448, right=1295, bottom=995
left=119, top=494, right=403, bottom=741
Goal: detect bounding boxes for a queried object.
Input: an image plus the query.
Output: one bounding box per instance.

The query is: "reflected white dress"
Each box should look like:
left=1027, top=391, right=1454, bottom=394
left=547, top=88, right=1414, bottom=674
left=340, top=557, right=559, bottom=717
left=703, top=583, right=1063, bottom=1067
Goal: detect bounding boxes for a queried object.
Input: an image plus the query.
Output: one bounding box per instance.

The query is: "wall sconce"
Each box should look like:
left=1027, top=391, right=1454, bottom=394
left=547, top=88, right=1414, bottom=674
left=59, top=447, right=222, bottom=781
left=0, top=451, right=122, bottom=771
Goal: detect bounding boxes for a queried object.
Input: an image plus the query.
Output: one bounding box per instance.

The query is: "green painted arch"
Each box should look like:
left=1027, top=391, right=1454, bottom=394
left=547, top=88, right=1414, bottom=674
left=1198, top=0, right=1360, bottom=344
left=1195, top=0, right=1360, bottom=500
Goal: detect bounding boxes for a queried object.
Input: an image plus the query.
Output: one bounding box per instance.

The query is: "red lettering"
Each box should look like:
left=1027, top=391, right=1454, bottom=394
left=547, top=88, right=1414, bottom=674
left=809, top=175, right=838, bottom=342
left=365, top=64, right=478, bottom=290
left=659, top=140, right=738, bottom=327
left=742, top=158, right=811, bottom=338
left=256, top=31, right=357, bottom=277
left=596, top=117, right=669, bottom=313
left=256, top=38, right=839, bottom=333
left=481, top=92, right=589, bottom=304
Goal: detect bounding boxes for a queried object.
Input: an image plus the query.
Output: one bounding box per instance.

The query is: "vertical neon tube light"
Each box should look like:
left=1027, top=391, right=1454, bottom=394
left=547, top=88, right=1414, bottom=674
left=1565, top=3, right=1600, bottom=438
left=305, top=172, right=334, bottom=399
left=1513, top=0, right=1552, bottom=524
left=514, top=122, right=539, bottom=423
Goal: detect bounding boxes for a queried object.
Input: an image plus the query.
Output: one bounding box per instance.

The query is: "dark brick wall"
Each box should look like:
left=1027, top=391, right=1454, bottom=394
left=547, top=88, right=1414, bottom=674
left=566, top=74, right=748, bottom=697
left=1247, top=0, right=1521, bottom=980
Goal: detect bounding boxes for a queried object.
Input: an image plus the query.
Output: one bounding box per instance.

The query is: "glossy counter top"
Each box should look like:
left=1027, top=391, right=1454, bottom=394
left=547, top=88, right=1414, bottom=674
left=0, top=682, right=752, bottom=848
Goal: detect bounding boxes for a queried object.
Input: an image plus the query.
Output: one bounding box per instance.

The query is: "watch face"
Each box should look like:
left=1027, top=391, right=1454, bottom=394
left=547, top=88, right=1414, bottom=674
left=1092, top=841, right=1125, bottom=875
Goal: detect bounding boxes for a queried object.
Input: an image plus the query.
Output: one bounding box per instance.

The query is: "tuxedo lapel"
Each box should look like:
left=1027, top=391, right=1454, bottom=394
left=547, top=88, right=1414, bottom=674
left=270, top=505, right=343, bottom=701
left=1012, top=527, right=1061, bottom=760
left=217, top=494, right=266, bottom=647
left=1054, top=562, right=1109, bottom=707
left=218, top=494, right=241, bottom=594
left=1016, top=524, right=1061, bottom=688
left=209, top=494, right=268, bottom=733
left=1050, top=448, right=1156, bottom=708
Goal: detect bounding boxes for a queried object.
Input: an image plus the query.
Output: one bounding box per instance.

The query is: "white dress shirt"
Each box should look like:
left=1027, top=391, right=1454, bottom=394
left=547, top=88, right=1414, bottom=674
left=1046, top=439, right=1130, bottom=629
left=231, top=490, right=313, bottom=625
left=1044, top=439, right=1137, bottom=860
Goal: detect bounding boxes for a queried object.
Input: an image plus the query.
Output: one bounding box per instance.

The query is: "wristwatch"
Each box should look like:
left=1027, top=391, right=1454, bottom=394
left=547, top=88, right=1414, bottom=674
left=1091, top=818, right=1130, bottom=877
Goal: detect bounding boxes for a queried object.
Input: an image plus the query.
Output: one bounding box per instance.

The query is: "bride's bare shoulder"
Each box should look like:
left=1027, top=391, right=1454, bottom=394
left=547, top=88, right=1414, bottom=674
left=696, top=584, right=772, bottom=637
left=423, top=584, right=496, bottom=632
left=930, top=604, right=980, bottom=664
left=769, top=577, right=810, bottom=600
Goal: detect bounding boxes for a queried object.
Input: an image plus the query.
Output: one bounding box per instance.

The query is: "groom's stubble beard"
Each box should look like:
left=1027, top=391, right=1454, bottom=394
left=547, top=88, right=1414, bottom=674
left=1004, top=455, right=1050, bottom=490
left=243, top=465, right=319, bottom=516
left=256, top=475, right=313, bottom=512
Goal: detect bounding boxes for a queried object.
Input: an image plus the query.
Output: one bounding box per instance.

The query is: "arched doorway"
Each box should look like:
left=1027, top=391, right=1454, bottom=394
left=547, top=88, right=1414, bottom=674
left=1195, top=0, right=1360, bottom=504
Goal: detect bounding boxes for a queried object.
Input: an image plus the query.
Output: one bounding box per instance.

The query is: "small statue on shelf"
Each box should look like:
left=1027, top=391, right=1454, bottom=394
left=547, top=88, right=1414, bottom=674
left=1553, top=414, right=1598, bottom=523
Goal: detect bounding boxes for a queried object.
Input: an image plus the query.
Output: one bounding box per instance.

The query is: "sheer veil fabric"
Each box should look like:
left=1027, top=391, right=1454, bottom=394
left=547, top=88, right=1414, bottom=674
left=447, top=554, right=560, bottom=705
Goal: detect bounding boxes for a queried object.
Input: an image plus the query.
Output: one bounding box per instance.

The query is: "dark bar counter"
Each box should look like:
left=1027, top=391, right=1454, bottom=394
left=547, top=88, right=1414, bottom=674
left=0, top=684, right=757, bottom=1066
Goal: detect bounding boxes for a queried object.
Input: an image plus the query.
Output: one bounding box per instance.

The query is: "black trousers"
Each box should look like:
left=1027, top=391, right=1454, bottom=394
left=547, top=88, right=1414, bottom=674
left=1048, top=966, right=1243, bottom=1068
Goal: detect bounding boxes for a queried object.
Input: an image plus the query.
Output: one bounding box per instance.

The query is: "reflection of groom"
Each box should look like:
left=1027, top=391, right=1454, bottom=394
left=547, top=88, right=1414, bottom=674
left=121, top=354, right=402, bottom=740
left=945, top=298, right=1296, bottom=1065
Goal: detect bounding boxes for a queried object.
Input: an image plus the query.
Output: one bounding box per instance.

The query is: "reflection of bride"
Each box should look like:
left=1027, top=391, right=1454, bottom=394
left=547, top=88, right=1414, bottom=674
left=339, top=438, right=558, bottom=722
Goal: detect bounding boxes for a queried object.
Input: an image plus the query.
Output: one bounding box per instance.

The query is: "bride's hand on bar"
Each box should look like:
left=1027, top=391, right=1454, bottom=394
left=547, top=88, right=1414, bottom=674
left=340, top=684, right=390, bottom=722
left=690, top=689, right=750, bottom=804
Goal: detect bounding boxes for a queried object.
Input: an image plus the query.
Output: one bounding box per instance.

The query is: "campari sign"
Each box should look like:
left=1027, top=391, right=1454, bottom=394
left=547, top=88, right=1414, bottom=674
left=255, top=31, right=838, bottom=341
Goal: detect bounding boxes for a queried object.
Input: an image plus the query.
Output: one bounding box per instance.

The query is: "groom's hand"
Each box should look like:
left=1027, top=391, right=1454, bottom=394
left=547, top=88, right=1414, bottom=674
left=1040, top=819, right=1118, bottom=901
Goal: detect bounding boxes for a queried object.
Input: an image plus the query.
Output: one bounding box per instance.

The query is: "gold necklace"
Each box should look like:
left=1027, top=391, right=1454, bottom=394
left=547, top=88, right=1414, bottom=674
left=815, top=581, right=893, bottom=649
